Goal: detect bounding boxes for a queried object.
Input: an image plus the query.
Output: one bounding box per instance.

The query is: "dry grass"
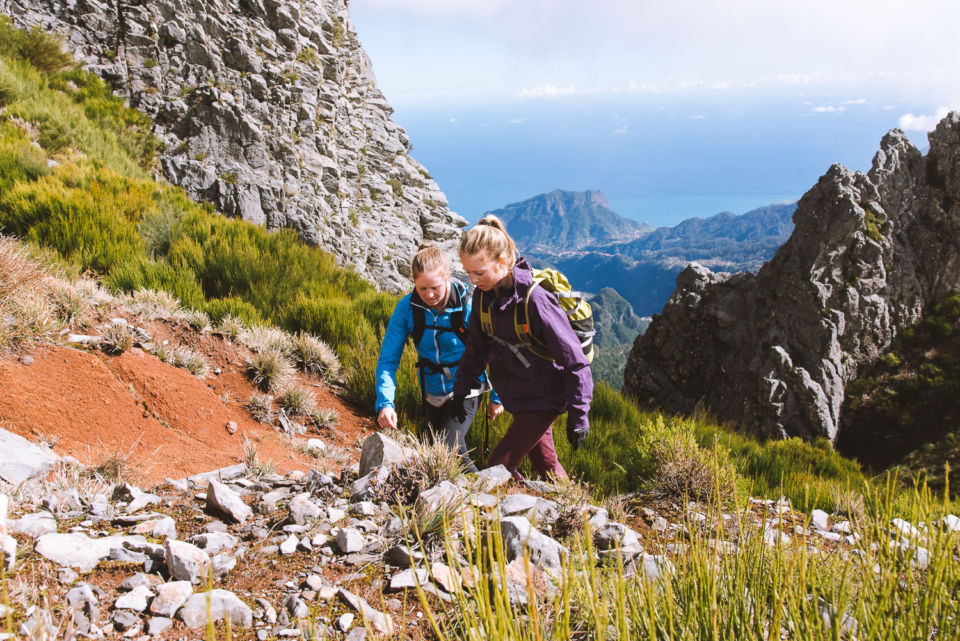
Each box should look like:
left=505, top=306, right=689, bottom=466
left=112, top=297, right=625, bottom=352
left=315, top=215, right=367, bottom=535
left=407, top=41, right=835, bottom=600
left=245, top=393, right=276, bottom=424
left=290, top=331, right=341, bottom=379
left=0, top=236, right=64, bottom=352
left=216, top=314, right=245, bottom=340
left=99, top=321, right=133, bottom=354
left=123, top=288, right=180, bottom=320
left=276, top=383, right=318, bottom=418
left=246, top=348, right=294, bottom=392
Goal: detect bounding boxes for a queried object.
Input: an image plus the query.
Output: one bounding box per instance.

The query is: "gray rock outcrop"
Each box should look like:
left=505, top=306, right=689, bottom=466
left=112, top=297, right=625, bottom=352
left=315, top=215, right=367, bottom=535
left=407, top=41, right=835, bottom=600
left=1, top=0, right=467, bottom=292
left=624, top=114, right=960, bottom=443
left=0, top=428, right=59, bottom=485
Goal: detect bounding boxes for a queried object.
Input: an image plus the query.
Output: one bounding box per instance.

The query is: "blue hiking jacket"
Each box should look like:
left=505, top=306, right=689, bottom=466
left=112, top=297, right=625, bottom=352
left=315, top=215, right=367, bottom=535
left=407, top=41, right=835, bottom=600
left=376, top=279, right=499, bottom=412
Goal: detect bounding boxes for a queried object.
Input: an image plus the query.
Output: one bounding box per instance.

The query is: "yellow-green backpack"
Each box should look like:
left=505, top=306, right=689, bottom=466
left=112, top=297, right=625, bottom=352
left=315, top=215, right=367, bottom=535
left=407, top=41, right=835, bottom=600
left=479, top=267, right=595, bottom=365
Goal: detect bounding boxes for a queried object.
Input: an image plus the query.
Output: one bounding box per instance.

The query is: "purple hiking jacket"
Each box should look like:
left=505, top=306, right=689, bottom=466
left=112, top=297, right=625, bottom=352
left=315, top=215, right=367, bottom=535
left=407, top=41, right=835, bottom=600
left=453, top=258, right=593, bottom=435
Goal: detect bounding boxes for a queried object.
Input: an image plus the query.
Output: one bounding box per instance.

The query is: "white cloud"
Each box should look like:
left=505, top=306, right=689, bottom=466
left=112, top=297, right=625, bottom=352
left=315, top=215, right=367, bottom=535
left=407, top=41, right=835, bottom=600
left=841, top=98, right=867, bottom=105
left=898, top=107, right=956, bottom=131
left=614, top=124, right=629, bottom=135
left=688, top=114, right=707, bottom=120
left=517, top=83, right=577, bottom=98
left=508, top=117, right=528, bottom=125
left=812, top=105, right=845, bottom=113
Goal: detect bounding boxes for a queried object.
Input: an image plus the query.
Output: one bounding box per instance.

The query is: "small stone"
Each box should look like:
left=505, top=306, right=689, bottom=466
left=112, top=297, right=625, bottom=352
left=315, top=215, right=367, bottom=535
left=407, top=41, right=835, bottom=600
left=130, top=515, right=177, bottom=539
left=114, top=585, right=153, bottom=612
left=20, top=355, right=34, bottom=365
left=811, top=509, right=830, bottom=531
left=338, top=612, right=355, bottom=632
left=111, top=609, right=140, bottom=631
left=358, top=433, right=409, bottom=477
left=389, top=568, right=429, bottom=591
left=120, top=573, right=163, bottom=591
left=288, top=493, right=322, bottom=524
left=334, top=528, right=364, bottom=554
left=179, top=589, right=253, bottom=628
left=213, top=554, right=237, bottom=579
left=150, top=581, right=193, bottom=618
left=652, top=517, right=669, bottom=532
left=349, top=501, right=377, bottom=517
left=189, top=532, right=239, bottom=554
left=384, top=544, right=423, bottom=568
left=326, top=506, right=347, bottom=523
left=147, top=616, right=174, bottom=635
left=306, top=438, right=326, bottom=453
left=226, top=421, right=238, bottom=435
left=816, top=529, right=843, bottom=542
left=431, top=562, right=460, bottom=593
left=941, top=514, right=960, bottom=532
left=58, top=568, right=79, bottom=585
left=165, top=540, right=212, bottom=584
left=206, top=479, right=252, bottom=524
left=476, top=465, right=512, bottom=491
left=8, top=511, right=58, bottom=538
left=832, top=520, right=853, bottom=535
left=280, top=534, right=299, bottom=555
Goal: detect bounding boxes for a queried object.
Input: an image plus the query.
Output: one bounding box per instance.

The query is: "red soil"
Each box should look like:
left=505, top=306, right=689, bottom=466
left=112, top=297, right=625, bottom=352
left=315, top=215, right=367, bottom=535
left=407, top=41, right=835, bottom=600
left=0, top=318, right=375, bottom=487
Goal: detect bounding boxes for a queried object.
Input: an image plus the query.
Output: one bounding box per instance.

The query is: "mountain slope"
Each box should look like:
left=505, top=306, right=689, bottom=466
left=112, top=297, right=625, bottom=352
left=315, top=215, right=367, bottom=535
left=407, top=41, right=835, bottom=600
left=3, top=0, right=463, bottom=292
left=487, top=189, right=652, bottom=252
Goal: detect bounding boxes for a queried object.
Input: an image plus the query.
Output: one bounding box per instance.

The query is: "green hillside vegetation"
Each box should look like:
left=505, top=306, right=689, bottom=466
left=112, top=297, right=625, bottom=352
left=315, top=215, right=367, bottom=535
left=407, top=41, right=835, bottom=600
left=840, top=293, right=960, bottom=495
left=587, top=287, right=650, bottom=388
left=0, top=19, right=927, bottom=514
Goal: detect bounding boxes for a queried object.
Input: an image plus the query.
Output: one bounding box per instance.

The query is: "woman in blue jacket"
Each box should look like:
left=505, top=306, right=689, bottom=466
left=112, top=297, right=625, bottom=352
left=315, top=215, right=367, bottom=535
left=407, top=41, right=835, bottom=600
left=376, top=243, right=501, bottom=473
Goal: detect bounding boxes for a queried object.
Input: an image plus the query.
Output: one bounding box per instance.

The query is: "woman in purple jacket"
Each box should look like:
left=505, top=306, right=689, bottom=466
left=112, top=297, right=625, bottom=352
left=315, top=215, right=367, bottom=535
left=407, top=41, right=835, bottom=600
left=449, top=215, right=593, bottom=480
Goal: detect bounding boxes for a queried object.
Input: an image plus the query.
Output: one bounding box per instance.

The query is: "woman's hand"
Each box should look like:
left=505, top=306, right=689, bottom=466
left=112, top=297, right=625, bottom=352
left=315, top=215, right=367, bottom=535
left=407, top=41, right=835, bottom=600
left=377, top=407, right=398, bottom=430
left=487, top=402, right=504, bottom=421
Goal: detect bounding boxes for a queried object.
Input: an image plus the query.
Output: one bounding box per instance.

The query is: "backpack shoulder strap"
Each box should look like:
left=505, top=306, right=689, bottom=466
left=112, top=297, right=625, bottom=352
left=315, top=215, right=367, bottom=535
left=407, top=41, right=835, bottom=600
left=478, top=290, right=494, bottom=337
left=410, top=293, right=426, bottom=345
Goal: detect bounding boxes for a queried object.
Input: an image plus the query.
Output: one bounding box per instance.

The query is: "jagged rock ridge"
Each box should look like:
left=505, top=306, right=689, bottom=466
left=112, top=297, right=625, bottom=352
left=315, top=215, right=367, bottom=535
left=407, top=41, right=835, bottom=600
left=1, top=0, right=465, bottom=292
left=624, top=114, right=960, bottom=444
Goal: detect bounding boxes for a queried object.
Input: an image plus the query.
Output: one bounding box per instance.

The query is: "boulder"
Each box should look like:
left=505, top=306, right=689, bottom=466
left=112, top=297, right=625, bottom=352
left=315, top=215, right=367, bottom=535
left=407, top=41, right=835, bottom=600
left=0, top=428, right=59, bottom=485
left=499, top=516, right=567, bottom=573
left=35, top=533, right=143, bottom=572
left=150, top=581, right=193, bottom=618
left=359, top=433, right=409, bottom=477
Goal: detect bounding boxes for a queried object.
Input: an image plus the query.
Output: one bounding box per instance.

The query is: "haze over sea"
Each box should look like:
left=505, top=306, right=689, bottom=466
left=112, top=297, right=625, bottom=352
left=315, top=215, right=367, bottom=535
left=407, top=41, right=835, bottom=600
left=349, top=0, right=958, bottom=229
left=390, top=93, right=929, bottom=228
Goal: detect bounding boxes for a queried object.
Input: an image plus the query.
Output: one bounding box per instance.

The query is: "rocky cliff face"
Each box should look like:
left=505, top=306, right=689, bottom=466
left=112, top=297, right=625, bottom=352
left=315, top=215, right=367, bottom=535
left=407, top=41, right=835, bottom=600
left=624, top=114, right=960, bottom=444
left=1, top=0, right=465, bottom=292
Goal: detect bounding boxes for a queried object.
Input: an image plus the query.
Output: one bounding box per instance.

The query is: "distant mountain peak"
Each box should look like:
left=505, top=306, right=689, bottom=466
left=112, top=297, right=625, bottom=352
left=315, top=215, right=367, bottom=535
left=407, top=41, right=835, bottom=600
left=487, top=189, right=651, bottom=253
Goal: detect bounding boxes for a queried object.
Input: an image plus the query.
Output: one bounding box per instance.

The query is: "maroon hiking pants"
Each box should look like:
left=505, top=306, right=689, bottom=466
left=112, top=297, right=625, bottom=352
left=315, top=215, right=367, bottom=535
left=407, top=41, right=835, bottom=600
left=487, top=412, right=568, bottom=481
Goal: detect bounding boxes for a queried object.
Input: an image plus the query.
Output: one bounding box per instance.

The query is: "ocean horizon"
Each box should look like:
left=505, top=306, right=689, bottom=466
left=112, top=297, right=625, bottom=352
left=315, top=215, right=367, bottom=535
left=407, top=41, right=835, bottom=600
left=388, top=91, right=934, bottom=228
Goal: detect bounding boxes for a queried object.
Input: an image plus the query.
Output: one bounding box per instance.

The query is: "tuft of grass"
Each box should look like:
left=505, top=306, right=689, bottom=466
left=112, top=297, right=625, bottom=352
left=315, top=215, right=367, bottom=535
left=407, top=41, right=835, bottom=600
left=276, top=383, right=318, bottom=418
left=242, top=439, right=275, bottom=479
left=290, top=331, right=341, bottom=379
left=215, top=314, right=245, bottom=340
left=125, top=288, right=181, bottom=319
left=238, top=326, right=292, bottom=355
left=642, top=416, right=738, bottom=504
left=310, top=407, right=339, bottom=431
left=174, top=346, right=210, bottom=378
left=246, top=348, right=294, bottom=392
left=245, top=393, right=276, bottom=424
left=99, top=320, right=133, bottom=354
left=182, top=308, right=210, bottom=332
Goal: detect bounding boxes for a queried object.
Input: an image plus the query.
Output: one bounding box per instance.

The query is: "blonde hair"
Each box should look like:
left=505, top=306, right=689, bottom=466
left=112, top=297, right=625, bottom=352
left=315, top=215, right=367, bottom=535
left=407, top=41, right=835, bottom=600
left=459, top=215, right=517, bottom=269
left=411, top=242, right=450, bottom=279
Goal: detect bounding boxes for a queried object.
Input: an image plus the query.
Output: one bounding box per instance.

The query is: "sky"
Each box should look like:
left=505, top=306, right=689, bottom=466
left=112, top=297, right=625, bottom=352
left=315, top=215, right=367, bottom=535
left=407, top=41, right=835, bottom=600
left=349, top=0, right=960, bottom=226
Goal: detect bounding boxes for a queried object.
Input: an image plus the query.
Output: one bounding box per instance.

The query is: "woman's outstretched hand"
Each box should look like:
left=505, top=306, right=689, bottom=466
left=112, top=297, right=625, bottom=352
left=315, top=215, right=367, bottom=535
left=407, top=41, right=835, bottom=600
left=377, top=407, right=398, bottom=430
left=487, top=402, right=504, bottom=420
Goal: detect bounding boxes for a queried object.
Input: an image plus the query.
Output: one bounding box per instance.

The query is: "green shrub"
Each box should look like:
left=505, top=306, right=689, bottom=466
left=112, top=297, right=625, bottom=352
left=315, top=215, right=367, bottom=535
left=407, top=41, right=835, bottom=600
left=0, top=18, right=74, bottom=74
left=205, top=296, right=262, bottom=327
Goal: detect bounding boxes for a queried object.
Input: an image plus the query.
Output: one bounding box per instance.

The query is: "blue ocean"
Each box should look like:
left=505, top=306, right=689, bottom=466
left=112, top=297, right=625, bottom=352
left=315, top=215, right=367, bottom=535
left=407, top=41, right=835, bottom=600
left=390, top=91, right=932, bottom=228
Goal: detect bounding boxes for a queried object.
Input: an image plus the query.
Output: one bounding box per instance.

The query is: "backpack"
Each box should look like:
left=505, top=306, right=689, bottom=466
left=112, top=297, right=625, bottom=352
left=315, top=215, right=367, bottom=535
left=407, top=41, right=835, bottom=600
left=479, top=267, right=595, bottom=365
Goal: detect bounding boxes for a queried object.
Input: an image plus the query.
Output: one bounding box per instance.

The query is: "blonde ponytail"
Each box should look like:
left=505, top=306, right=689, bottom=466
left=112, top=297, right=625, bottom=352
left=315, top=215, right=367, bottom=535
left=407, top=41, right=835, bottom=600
left=411, top=242, right=450, bottom=279
left=459, top=215, right=517, bottom=268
